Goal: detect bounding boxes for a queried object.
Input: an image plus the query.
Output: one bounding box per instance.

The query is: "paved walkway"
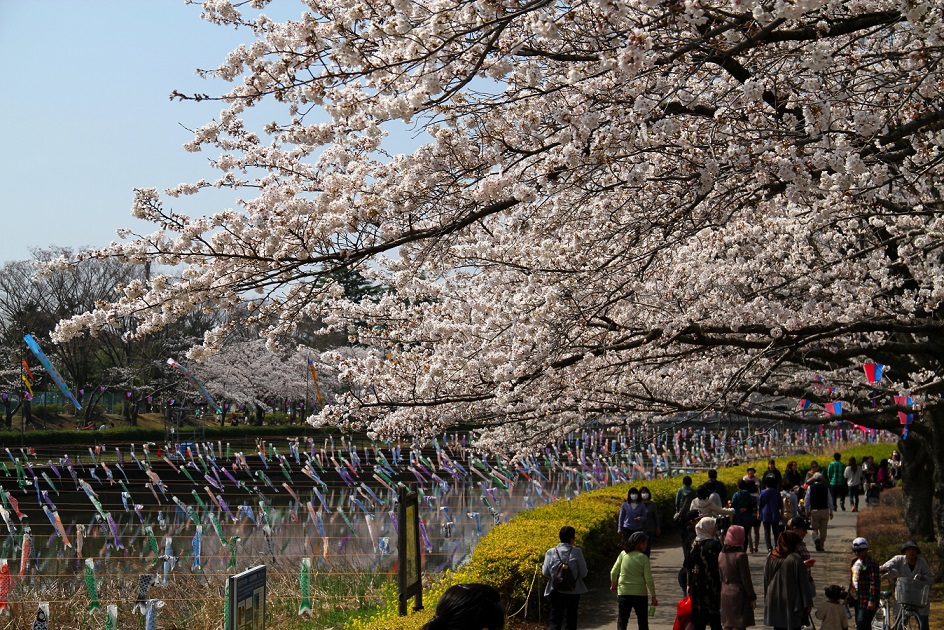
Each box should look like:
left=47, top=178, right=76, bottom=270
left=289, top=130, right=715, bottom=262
left=576, top=508, right=859, bottom=629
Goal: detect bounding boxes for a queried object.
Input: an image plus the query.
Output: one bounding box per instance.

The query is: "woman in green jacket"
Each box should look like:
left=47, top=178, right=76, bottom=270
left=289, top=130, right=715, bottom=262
left=610, top=531, right=658, bottom=630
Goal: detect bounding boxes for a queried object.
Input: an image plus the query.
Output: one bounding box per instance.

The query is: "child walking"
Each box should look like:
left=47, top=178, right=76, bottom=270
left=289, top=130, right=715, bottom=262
left=814, top=585, right=849, bottom=630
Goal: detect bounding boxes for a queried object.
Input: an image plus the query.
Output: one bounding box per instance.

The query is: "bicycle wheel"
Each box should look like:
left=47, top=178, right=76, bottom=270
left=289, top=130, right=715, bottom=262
left=872, top=601, right=891, bottom=630
left=897, top=609, right=921, bottom=630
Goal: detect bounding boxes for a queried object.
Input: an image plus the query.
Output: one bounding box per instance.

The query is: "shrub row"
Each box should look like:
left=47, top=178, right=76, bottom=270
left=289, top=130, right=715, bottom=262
left=352, top=442, right=895, bottom=630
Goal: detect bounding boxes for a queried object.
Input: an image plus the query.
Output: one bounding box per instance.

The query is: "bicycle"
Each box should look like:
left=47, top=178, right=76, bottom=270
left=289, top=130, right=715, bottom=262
left=872, top=575, right=928, bottom=630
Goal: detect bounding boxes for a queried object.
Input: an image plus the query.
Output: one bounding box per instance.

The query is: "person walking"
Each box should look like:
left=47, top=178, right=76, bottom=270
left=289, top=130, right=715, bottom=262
left=826, top=452, right=846, bottom=511
left=741, top=468, right=762, bottom=554
left=803, top=461, right=821, bottom=487
left=542, top=525, right=589, bottom=630
left=619, top=488, right=647, bottom=543
left=814, top=585, right=849, bottom=630
left=705, top=469, right=728, bottom=505
left=761, top=459, right=783, bottom=493
left=804, top=473, right=833, bottom=552
left=718, top=525, right=756, bottom=630
left=685, top=517, right=724, bottom=630
left=758, top=477, right=784, bottom=552
left=880, top=540, right=932, bottom=630
left=763, top=531, right=814, bottom=630
left=610, top=531, right=658, bottom=630
left=785, top=461, right=803, bottom=500
left=844, top=457, right=863, bottom=512
left=420, top=583, right=505, bottom=630
left=849, top=537, right=880, bottom=630
left=678, top=509, right=700, bottom=594
left=691, top=484, right=732, bottom=519
left=640, top=486, right=660, bottom=557
left=675, top=476, right=697, bottom=524
left=730, top=480, right=757, bottom=552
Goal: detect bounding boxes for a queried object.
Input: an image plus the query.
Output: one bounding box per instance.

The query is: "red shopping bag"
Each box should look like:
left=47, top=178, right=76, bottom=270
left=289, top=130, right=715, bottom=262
left=673, top=595, right=694, bottom=630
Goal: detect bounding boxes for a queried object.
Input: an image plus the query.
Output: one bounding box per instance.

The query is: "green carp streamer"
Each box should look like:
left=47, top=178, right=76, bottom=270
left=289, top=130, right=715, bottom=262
left=84, top=558, right=101, bottom=613
left=105, top=604, right=117, bottom=630
left=299, top=557, right=312, bottom=616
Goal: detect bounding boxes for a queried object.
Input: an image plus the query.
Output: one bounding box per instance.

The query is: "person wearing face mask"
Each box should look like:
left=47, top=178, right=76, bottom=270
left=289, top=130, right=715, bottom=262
left=619, top=487, right=647, bottom=543
left=639, top=486, right=660, bottom=557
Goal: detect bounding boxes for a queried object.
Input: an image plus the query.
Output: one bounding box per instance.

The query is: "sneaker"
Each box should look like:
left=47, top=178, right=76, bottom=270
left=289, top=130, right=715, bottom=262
left=851, top=506, right=858, bottom=512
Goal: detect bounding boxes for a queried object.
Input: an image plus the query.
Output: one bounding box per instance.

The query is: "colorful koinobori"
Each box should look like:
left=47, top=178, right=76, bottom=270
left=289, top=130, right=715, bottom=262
left=22, top=334, right=82, bottom=410
left=166, top=358, right=219, bottom=411
left=0, top=425, right=884, bottom=625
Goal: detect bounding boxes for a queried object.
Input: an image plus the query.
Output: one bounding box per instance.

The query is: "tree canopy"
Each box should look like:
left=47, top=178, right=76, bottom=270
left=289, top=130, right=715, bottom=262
left=53, top=0, right=943, bottom=456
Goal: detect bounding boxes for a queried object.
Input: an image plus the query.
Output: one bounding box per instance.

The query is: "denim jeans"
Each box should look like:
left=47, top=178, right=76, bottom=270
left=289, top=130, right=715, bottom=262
left=855, top=605, right=875, bottom=630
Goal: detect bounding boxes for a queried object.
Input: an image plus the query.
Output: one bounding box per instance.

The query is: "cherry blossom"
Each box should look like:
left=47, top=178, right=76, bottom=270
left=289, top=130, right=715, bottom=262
left=49, top=0, right=943, bottom=465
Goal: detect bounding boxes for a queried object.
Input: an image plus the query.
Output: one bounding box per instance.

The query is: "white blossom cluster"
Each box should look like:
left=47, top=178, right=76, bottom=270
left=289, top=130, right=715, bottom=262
left=52, top=0, right=944, bottom=450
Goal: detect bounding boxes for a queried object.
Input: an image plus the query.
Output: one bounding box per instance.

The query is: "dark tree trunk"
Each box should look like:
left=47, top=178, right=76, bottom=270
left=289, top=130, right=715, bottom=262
left=129, top=397, right=140, bottom=427
left=898, top=433, right=935, bottom=540
left=84, top=389, right=105, bottom=422
left=925, top=408, right=944, bottom=581
left=254, top=404, right=264, bottom=426
left=3, top=399, right=18, bottom=429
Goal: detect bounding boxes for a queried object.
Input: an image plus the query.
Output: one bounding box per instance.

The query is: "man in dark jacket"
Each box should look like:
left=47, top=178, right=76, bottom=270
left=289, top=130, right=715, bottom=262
left=761, top=458, right=782, bottom=492
left=704, top=468, right=728, bottom=505
left=805, top=472, right=833, bottom=551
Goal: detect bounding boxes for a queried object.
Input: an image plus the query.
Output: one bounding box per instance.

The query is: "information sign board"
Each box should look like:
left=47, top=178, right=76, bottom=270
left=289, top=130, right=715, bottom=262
left=228, top=565, right=266, bottom=630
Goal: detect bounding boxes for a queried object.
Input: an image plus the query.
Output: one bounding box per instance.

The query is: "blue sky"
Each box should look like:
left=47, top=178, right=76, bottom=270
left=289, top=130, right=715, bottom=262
left=0, top=1, right=252, bottom=263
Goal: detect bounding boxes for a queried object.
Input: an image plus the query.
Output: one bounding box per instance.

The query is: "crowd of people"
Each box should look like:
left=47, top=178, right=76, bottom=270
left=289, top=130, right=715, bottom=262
left=427, top=449, right=928, bottom=630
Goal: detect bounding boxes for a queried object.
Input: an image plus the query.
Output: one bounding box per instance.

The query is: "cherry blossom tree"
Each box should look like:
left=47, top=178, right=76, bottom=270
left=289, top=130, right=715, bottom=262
left=53, top=0, right=943, bottom=542
left=190, top=338, right=342, bottom=424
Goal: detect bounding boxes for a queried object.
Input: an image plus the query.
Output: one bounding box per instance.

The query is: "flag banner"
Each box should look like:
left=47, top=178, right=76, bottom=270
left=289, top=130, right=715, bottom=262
left=825, top=401, right=843, bottom=416
left=862, top=363, right=885, bottom=384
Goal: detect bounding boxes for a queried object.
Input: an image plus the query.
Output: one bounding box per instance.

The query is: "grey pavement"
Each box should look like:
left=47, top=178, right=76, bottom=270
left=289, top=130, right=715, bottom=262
left=575, top=508, right=859, bottom=630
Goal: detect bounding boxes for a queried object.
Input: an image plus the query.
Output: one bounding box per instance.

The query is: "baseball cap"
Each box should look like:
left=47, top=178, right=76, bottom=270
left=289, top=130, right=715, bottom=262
left=852, top=537, right=869, bottom=552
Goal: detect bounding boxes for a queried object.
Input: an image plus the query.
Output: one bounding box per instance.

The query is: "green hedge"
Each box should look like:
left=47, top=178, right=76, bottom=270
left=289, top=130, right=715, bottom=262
left=352, top=442, right=896, bottom=630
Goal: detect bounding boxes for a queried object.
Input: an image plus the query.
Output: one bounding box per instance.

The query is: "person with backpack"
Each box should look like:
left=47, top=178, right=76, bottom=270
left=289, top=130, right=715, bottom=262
left=674, top=476, right=697, bottom=524
left=542, top=525, right=588, bottom=630
left=610, top=531, right=658, bottom=630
